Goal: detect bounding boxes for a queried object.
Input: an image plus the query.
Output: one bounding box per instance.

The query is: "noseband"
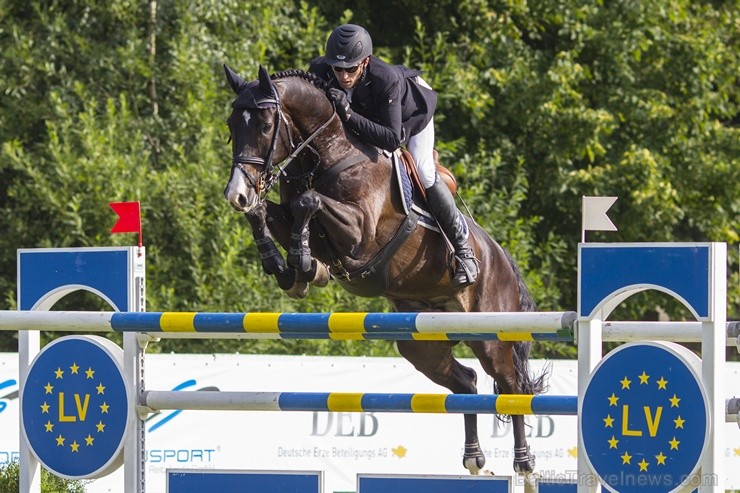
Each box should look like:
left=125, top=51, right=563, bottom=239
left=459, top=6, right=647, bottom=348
left=231, top=94, right=336, bottom=198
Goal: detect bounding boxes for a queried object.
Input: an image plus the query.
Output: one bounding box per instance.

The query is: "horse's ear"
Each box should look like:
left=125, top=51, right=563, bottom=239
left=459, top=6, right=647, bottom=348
left=224, top=64, right=247, bottom=94
left=257, top=65, right=274, bottom=97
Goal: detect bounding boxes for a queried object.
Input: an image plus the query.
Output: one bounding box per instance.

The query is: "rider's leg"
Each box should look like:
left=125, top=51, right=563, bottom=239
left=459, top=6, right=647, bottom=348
left=425, top=174, right=479, bottom=287
left=407, top=103, right=479, bottom=288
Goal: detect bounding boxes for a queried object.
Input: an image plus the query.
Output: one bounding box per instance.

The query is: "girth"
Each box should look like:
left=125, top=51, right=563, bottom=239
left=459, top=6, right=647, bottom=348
left=314, top=208, right=420, bottom=298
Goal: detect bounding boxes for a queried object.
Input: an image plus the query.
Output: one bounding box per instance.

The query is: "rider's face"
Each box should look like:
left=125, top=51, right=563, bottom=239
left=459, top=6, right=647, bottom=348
left=332, top=58, right=368, bottom=89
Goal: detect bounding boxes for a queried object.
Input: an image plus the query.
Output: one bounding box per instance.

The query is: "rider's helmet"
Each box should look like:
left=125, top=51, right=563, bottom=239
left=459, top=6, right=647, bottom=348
left=325, top=24, right=373, bottom=68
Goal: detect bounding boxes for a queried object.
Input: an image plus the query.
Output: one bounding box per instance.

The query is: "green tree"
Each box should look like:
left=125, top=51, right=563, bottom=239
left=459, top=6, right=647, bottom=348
left=1, top=0, right=737, bottom=359
left=0, top=461, right=87, bottom=492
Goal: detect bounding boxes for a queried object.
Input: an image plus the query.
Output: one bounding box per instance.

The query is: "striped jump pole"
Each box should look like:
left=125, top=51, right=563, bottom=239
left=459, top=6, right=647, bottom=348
left=0, top=310, right=578, bottom=341
left=1, top=311, right=737, bottom=345
left=138, top=391, right=578, bottom=416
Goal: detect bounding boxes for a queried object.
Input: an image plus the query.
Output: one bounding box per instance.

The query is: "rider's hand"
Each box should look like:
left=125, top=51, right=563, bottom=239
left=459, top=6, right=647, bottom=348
left=328, top=88, right=352, bottom=122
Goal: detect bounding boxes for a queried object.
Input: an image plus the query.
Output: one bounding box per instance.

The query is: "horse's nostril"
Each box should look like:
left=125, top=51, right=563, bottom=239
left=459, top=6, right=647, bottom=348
left=238, top=195, right=247, bottom=208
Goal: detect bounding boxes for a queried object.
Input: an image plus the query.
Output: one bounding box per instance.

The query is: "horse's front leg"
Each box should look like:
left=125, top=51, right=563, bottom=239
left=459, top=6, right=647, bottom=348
left=244, top=205, right=296, bottom=291
left=287, top=191, right=322, bottom=279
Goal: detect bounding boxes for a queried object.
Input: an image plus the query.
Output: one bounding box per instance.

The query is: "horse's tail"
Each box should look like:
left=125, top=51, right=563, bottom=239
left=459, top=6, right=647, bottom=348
left=505, top=249, right=549, bottom=396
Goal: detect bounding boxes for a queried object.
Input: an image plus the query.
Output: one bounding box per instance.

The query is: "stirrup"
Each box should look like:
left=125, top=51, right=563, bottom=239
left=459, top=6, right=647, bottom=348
left=452, top=250, right=479, bottom=288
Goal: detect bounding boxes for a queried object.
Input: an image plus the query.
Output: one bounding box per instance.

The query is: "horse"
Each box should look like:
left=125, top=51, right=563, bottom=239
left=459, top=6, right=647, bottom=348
left=222, top=65, right=547, bottom=478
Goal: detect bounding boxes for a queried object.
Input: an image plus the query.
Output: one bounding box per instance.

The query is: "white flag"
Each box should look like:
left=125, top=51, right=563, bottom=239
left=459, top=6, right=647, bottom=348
left=582, top=196, right=618, bottom=237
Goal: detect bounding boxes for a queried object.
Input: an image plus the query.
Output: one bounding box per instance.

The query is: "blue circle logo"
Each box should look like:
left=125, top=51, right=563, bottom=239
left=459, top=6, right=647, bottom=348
left=581, top=341, right=709, bottom=493
left=21, top=336, right=131, bottom=479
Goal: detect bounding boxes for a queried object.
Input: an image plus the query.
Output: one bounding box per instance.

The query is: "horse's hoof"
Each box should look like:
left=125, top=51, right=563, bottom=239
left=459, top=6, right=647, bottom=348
left=513, top=459, right=536, bottom=473
left=521, top=471, right=539, bottom=493
left=513, top=446, right=535, bottom=473
left=311, top=261, right=331, bottom=287
left=463, top=455, right=486, bottom=475
left=294, top=260, right=330, bottom=287
left=462, top=441, right=486, bottom=475
left=285, top=281, right=309, bottom=299
left=295, top=259, right=318, bottom=283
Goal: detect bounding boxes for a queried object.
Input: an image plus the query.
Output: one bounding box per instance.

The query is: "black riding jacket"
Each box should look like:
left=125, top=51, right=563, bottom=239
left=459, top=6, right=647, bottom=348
left=309, top=55, right=437, bottom=152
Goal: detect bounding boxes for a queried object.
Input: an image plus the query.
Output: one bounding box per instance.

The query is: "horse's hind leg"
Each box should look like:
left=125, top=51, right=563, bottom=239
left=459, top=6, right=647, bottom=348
left=469, top=341, right=536, bottom=474
left=396, top=340, right=488, bottom=475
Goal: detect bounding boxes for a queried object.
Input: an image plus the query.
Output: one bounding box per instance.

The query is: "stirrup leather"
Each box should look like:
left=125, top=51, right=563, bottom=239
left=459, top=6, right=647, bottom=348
left=452, top=249, right=479, bottom=287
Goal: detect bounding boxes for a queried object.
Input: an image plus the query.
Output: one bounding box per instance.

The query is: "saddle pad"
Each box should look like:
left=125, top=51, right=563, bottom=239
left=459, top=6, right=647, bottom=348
left=391, top=151, right=468, bottom=238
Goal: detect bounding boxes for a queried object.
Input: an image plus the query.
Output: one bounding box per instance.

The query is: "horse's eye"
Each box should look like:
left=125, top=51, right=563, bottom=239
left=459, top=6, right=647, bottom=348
left=260, top=122, right=273, bottom=133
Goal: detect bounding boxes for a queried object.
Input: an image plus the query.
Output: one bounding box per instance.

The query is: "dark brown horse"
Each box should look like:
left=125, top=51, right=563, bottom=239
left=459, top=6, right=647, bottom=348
left=222, top=65, right=546, bottom=477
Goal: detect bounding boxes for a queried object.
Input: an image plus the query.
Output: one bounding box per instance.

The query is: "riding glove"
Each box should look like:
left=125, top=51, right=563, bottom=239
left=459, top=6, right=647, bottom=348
left=328, top=88, right=352, bottom=122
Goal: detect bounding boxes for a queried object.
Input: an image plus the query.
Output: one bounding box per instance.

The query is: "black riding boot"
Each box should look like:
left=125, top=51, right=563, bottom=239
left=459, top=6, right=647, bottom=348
left=425, top=175, right=479, bottom=287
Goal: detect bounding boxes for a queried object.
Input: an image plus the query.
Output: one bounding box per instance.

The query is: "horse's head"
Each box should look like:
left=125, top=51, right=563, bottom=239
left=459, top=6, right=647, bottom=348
left=223, top=65, right=285, bottom=212
left=222, top=65, right=335, bottom=213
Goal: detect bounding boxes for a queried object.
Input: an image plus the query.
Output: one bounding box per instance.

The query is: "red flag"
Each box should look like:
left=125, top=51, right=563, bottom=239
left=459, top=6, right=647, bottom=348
left=110, top=201, right=142, bottom=251
left=109, top=201, right=141, bottom=233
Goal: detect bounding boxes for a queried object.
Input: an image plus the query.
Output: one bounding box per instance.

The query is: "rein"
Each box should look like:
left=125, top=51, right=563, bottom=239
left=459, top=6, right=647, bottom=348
left=232, top=98, right=336, bottom=199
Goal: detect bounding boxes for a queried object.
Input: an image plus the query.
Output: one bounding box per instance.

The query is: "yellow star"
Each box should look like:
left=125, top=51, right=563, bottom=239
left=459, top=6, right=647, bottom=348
left=657, top=377, right=668, bottom=390
left=54, top=367, right=64, bottom=379
left=655, top=452, right=667, bottom=465
left=608, top=436, right=619, bottom=449
left=674, top=416, right=685, bottom=428
left=70, top=441, right=79, bottom=452
left=85, top=434, right=94, bottom=446
left=669, top=394, right=680, bottom=407
left=620, top=377, right=631, bottom=390
left=96, top=383, right=106, bottom=395
left=85, top=367, right=95, bottom=379
left=40, top=402, right=49, bottom=413
left=96, top=421, right=106, bottom=432
left=568, top=447, right=578, bottom=458
left=44, top=421, right=53, bottom=432
left=70, top=363, right=79, bottom=374
left=621, top=451, right=632, bottom=464
left=100, top=402, right=110, bottom=414
left=56, top=434, right=65, bottom=446
left=44, top=383, right=53, bottom=394
left=638, top=371, right=649, bottom=384
left=669, top=437, right=680, bottom=450
left=608, top=393, right=619, bottom=406
left=603, top=415, right=614, bottom=428
left=734, top=448, right=740, bottom=456
left=391, top=445, right=407, bottom=458
left=638, top=458, right=649, bottom=471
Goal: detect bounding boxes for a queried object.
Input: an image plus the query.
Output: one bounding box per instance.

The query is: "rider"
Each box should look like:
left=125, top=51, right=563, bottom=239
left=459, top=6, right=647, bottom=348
left=309, top=24, right=479, bottom=288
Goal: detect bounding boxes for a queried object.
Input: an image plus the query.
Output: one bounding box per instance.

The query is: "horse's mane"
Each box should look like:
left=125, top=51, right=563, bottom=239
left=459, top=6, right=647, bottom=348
left=270, top=69, right=329, bottom=92
left=231, top=69, right=328, bottom=110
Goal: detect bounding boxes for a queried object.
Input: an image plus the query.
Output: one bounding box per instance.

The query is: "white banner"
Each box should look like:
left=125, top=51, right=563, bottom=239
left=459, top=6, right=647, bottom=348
left=1, top=353, right=738, bottom=492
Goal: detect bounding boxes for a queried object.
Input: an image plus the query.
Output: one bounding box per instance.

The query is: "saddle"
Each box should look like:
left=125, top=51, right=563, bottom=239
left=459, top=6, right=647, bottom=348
left=393, top=149, right=467, bottom=236
left=398, top=148, right=457, bottom=200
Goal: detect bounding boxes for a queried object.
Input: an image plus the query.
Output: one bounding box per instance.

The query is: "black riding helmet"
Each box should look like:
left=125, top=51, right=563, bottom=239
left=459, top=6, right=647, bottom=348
left=325, top=24, right=373, bottom=68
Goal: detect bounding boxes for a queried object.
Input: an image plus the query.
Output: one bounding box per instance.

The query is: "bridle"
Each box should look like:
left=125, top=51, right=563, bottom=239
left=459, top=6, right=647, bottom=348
left=230, top=89, right=336, bottom=199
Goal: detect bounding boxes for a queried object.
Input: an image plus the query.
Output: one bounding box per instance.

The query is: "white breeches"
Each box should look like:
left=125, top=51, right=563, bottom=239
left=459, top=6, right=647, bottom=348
left=407, top=77, right=436, bottom=188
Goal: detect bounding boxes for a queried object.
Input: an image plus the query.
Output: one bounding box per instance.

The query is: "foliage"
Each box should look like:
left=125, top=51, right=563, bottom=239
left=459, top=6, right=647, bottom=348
left=0, top=461, right=87, bottom=493
left=0, top=0, right=737, bottom=359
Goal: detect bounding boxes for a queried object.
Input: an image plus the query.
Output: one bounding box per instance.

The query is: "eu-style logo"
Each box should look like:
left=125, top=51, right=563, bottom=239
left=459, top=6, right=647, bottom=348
left=581, top=342, right=709, bottom=493
left=21, top=336, right=130, bottom=479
